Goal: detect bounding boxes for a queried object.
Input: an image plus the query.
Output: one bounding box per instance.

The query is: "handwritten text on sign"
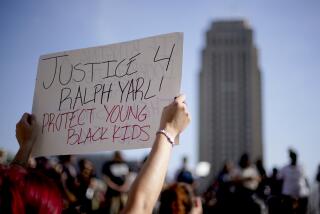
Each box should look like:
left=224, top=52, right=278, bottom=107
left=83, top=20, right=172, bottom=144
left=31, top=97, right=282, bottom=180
left=32, top=33, right=183, bottom=157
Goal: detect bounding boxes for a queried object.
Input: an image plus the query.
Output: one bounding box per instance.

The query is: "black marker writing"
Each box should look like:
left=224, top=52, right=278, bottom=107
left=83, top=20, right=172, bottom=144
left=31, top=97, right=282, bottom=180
left=42, top=55, right=69, bottom=89
left=153, top=44, right=175, bottom=71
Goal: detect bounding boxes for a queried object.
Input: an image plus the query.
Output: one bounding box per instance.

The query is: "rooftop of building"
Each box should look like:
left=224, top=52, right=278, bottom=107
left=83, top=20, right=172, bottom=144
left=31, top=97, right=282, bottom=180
left=210, top=19, right=251, bottom=31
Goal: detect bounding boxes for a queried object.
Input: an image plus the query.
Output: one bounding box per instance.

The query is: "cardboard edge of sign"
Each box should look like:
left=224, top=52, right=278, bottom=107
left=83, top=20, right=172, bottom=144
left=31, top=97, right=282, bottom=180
left=39, top=32, right=183, bottom=60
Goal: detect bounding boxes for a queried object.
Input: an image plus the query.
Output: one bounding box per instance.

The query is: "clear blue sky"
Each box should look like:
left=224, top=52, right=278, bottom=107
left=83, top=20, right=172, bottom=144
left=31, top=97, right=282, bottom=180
left=0, top=0, right=319, bottom=180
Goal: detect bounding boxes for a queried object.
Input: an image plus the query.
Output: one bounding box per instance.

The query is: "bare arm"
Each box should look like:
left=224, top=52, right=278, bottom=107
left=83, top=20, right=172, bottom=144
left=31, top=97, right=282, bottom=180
left=11, top=113, right=37, bottom=167
left=122, top=95, right=191, bottom=214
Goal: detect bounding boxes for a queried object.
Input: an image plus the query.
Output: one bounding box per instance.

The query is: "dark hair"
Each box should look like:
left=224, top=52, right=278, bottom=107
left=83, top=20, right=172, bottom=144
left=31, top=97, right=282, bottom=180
left=288, top=149, right=297, bottom=165
left=176, top=170, right=194, bottom=185
left=78, top=159, right=87, bottom=172
left=239, top=153, right=250, bottom=169
left=0, top=164, right=63, bottom=214
left=58, top=155, right=72, bottom=163
left=159, top=183, right=194, bottom=214
left=113, top=151, right=123, bottom=162
left=316, top=164, right=320, bottom=182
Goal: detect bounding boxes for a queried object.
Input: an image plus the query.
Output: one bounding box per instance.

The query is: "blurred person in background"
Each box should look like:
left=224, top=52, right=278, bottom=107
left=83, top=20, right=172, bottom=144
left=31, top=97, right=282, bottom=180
left=56, top=154, right=80, bottom=213
left=176, top=156, right=194, bottom=185
left=255, top=159, right=270, bottom=201
left=279, top=149, right=310, bottom=214
left=77, top=158, right=96, bottom=213
left=236, top=153, right=261, bottom=194
left=233, top=153, right=262, bottom=214
left=206, top=161, right=236, bottom=213
left=34, top=156, right=61, bottom=184
left=159, top=182, right=202, bottom=214
left=102, top=151, right=130, bottom=214
left=269, top=167, right=283, bottom=196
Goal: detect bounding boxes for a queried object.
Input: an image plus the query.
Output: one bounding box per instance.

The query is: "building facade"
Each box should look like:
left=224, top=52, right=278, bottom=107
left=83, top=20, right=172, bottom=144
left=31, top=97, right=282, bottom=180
left=199, top=20, right=263, bottom=189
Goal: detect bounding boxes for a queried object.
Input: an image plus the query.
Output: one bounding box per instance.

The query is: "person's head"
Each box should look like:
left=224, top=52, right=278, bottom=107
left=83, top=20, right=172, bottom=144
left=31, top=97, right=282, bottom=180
left=316, top=164, right=320, bottom=183
left=176, top=171, right=194, bottom=185
left=35, top=157, right=50, bottom=171
left=78, top=158, right=94, bottom=178
left=239, top=153, right=250, bottom=169
left=288, top=149, right=297, bottom=166
left=159, top=182, right=195, bottom=214
left=113, top=151, right=123, bottom=162
left=176, top=157, right=194, bottom=184
left=0, top=165, right=62, bottom=214
left=58, top=155, right=72, bottom=164
left=218, top=161, right=233, bottom=176
left=272, top=167, right=278, bottom=178
left=256, top=159, right=266, bottom=177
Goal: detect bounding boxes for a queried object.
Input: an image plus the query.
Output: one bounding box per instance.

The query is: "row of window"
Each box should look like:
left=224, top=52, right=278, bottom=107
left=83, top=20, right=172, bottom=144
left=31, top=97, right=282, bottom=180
left=210, top=52, right=247, bottom=82
left=209, top=36, right=248, bottom=46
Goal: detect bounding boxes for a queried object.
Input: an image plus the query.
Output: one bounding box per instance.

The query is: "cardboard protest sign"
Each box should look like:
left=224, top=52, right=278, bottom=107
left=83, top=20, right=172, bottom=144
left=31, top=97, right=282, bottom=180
left=31, top=32, right=183, bottom=157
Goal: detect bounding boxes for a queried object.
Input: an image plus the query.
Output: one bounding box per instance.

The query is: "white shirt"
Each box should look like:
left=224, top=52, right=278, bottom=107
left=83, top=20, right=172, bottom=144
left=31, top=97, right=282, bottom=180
left=280, top=164, right=310, bottom=198
left=241, top=166, right=260, bottom=190
left=233, top=165, right=260, bottom=191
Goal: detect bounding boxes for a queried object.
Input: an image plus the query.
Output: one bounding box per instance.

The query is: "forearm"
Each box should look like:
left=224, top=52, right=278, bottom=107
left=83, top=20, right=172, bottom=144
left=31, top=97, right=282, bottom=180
left=123, top=134, right=172, bottom=214
left=106, top=177, right=124, bottom=192
left=11, top=141, right=33, bottom=167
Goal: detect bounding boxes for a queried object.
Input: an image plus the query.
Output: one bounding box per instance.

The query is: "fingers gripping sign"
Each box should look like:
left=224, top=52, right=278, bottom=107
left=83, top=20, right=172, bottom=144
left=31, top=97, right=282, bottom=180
left=16, top=113, right=38, bottom=149
left=159, top=94, right=191, bottom=141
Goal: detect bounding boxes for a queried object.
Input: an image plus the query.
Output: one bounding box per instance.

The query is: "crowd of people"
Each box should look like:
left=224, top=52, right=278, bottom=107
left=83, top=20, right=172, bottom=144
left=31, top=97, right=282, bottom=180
left=201, top=151, right=320, bottom=214
left=0, top=95, right=320, bottom=214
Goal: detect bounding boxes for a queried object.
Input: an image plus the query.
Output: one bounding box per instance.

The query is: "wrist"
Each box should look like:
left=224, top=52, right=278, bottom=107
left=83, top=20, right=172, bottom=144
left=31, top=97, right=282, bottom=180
left=157, top=129, right=175, bottom=146
left=19, top=140, right=34, bottom=152
left=155, top=132, right=174, bottom=150
left=159, top=124, right=178, bottom=139
left=11, top=145, right=33, bottom=167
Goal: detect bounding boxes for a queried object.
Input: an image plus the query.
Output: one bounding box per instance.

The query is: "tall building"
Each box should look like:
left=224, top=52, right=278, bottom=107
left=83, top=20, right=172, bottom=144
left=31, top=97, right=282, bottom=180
left=199, top=20, right=263, bottom=189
